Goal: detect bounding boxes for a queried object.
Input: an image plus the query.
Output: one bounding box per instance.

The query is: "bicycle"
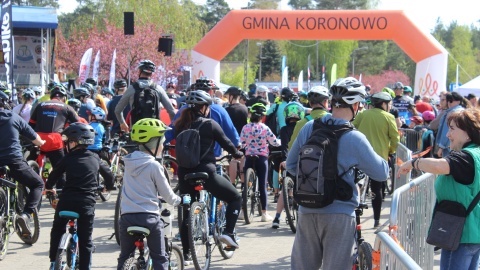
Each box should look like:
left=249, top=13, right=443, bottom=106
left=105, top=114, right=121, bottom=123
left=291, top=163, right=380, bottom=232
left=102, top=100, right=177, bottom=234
left=54, top=211, right=80, bottom=270
left=282, top=169, right=298, bottom=233
left=354, top=170, right=374, bottom=270
left=185, top=172, right=237, bottom=270
left=0, top=165, right=40, bottom=260
left=242, top=155, right=262, bottom=224
left=161, top=144, right=180, bottom=193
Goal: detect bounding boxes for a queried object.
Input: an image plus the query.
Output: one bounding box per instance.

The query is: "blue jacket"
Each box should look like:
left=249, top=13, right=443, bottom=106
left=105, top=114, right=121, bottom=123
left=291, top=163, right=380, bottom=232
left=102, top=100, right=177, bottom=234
left=165, top=103, right=240, bottom=157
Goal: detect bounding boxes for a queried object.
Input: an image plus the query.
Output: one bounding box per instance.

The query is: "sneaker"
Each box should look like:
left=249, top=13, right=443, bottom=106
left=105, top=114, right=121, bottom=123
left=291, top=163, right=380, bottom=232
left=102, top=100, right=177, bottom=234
left=271, top=218, right=280, bottom=229
left=16, top=213, right=32, bottom=237
left=374, top=220, right=380, bottom=228
left=183, top=253, right=193, bottom=266
left=273, top=194, right=279, bottom=203
left=261, top=213, right=274, bottom=222
left=49, top=262, right=55, bottom=270
left=218, top=233, right=239, bottom=248
left=237, top=209, right=244, bottom=220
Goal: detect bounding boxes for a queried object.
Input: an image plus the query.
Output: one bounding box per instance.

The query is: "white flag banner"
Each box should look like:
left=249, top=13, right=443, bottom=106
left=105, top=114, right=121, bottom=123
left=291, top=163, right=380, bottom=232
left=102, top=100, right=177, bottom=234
left=78, top=48, right=93, bottom=84
left=282, top=66, right=288, bottom=88
left=358, top=73, right=362, bottom=82
left=92, top=50, right=101, bottom=82
left=298, top=70, right=303, bottom=92
left=108, top=49, right=116, bottom=90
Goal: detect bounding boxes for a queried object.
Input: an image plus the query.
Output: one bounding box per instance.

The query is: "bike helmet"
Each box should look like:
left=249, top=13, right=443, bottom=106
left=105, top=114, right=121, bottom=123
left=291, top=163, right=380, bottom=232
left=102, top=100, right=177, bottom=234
left=85, top=77, right=97, bottom=86
left=370, top=92, right=392, bottom=106
left=271, top=86, right=280, bottom=93
left=114, top=79, right=127, bottom=89
left=185, top=90, right=213, bottom=106
left=22, top=88, right=36, bottom=100
left=167, top=82, right=176, bottom=89
left=91, top=107, right=106, bottom=121
left=240, top=91, right=249, bottom=101
left=32, top=86, right=44, bottom=96
left=50, top=84, right=68, bottom=99
left=62, top=122, right=95, bottom=145
left=410, top=115, right=423, bottom=125
left=330, top=77, right=366, bottom=106
left=81, top=83, right=96, bottom=95
left=67, top=98, right=82, bottom=110
left=101, top=87, right=114, bottom=96
left=131, top=118, right=171, bottom=143
left=225, top=86, right=242, bottom=97
left=281, top=87, right=295, bottom=101
left=308, top=86, right=330, bottom=101
left=422, top=111, right=435, bottom=122
left=249, top=102, right=267, bottom=116
left=73, top=87, right=90, bottom=99
left=284, top=102, right=305, bottom=121
left=0, top=91, right=8, bottom=106
left=257, top=85, right=269, bottom=93
left=194, top=78, right=216, bottom=92
left=382, top=87, right=395, bottom=98
left=138, top=59, right=156, bottom=74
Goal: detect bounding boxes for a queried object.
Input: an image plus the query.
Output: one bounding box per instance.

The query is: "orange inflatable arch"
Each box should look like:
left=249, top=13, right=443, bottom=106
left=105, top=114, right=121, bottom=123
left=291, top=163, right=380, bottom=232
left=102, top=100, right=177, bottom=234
left=192, top=10, right=448, bottom=97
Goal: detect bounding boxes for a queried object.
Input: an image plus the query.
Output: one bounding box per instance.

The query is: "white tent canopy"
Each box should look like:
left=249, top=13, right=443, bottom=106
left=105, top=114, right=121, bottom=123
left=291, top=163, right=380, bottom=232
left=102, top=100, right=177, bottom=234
left=455, top=75, right=480, bottom=97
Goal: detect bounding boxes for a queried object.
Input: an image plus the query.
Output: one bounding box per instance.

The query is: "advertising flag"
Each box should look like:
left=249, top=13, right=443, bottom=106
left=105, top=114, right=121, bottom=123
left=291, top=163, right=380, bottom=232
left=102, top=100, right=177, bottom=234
left=281, top=55, right=286, bottom=74
left=330, top=64, right=337, bottom=87
left=307, top=54, right=311, bottom=91
left=108, top=49, right=116, bottom=90
left=92, top=50, right=100, bottom=82
left=298, top=70, right=303, bottom=92
left=282, top=66, right=288, bottom=88
left=1, top=0, right=14, bottom=100
left=78, top=48, right=93, bottom=84
left=321, top=63, right=326, bottom=86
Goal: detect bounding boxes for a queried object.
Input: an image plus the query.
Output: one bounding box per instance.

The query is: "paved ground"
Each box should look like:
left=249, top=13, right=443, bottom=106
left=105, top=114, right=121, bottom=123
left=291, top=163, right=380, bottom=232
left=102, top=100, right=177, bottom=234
left=0, top=190, right=436, bottom=269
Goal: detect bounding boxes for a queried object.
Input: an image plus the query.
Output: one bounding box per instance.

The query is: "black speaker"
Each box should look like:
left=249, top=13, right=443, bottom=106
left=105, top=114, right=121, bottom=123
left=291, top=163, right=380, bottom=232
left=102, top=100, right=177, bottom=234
left=158, top=38, right=173, bottom=56
left=124, top=12, right=134, bottom=35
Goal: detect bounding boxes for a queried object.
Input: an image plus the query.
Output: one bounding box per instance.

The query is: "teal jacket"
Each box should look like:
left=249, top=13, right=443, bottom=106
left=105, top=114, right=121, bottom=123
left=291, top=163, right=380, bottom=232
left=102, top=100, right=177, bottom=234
left=435, top=144, right=480, bottom=243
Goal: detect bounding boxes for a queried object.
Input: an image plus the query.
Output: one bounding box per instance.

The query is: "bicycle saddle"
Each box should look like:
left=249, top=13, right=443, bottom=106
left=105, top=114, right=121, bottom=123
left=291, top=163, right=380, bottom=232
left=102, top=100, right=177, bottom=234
left=127, top=226, right=150, bottom=237
left=59, top=211, right=80, bottom=219
left=185, top=172, right=209, bottom=184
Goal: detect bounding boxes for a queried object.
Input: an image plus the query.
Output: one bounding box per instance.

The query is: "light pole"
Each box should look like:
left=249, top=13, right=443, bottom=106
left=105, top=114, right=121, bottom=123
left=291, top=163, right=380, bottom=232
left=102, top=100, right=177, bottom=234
left=351, top=46, right=368, bottom=77
left=256, top=42, right=266, bottom=82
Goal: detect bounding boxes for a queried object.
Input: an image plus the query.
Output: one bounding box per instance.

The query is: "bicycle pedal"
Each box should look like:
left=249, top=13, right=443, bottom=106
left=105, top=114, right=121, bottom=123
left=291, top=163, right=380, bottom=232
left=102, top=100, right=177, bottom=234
left=224, top=246, right=236, bottom=251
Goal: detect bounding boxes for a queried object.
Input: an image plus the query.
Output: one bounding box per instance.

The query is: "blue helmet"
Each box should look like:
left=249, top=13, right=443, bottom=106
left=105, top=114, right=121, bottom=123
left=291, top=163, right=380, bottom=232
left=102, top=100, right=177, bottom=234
left=91, top=107, right=106, bottom=121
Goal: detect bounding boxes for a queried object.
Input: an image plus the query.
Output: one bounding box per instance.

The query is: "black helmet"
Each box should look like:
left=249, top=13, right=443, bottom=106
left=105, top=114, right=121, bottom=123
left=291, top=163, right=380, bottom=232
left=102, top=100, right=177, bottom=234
left=62, top=122, right=95, bottom=145
left=194, top=78, right=216, bottom=92
left=67, top=98, right=82, bottom=110
left=50, top=85, right=68, bottom=99
left=185, top=90, right=213, bottom=106
left=85, top=77, right=97, bottom=86
left=81, top=83, right=95, bottom=95
left=73, top=87, right=90, bottom=99
left=248, top=83, right=256, bottom=90
left=138, top=59, right=156, bottom=74
left=114, top=79, right=127, bottom=88
left=101, top=87, right=114, bottom=96
left=225, top=86, right=242, bottom=97
left=240, top=91, right=249, bottom=101
left=330, top=77, right=366, bottom=106
left=281, top=87, right=295, bottom=101
left=0, top=90, right=8, bottom=106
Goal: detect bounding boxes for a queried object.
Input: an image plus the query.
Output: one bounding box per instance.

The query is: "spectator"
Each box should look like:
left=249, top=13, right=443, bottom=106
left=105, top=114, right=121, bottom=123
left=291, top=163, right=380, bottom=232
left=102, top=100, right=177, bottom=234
left=13, top=88, right=36, bottom=123
left=392, top=81, right=411, bottom=125
left=467, top=93, right=477, bottom=108
left=436, top=92, right=467, bottom=157
left=402, top=85, right=414, bottom=103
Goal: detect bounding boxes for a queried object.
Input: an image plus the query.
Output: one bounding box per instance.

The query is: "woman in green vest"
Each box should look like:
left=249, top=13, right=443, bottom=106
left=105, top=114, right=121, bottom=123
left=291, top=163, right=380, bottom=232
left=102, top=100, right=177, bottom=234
left=398, top=108, right=480, bottom=270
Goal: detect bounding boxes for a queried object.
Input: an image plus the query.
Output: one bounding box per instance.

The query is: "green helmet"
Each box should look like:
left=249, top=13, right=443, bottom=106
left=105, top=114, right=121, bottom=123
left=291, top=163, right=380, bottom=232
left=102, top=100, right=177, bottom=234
left=131, top=118, right=171, bottom=143
left=382, top=87, right=395, bottom=99
left=284, top=102, right=305, bottom=121
left=249, top=103, right=267, bottom=116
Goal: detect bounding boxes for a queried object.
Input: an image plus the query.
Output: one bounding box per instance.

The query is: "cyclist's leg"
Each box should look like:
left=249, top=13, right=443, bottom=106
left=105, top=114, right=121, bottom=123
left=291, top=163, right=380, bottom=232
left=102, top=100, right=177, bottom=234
left=320, top=214, right=356, bottom=269
left=8, top=158, right=43, bottom=213
left=228, top=159, right=237, bottom=184
left=254, top=156, right=269, bottom=211
left=144, top=214, right=168, bottom=269
left=177, top=172, right=196, bottom=256
left=291, top=213, right=323, bottom=270
left=98, top=157, right=115, bottom=189
left=369, top=179, right=383, bottom=225
left=49, top=201, right=70, bottom=263
left=117, top=214, right=140, bottom=269
left=46, top=149, right=65, bottom=188
left=76, top=209, right=95, bottom=270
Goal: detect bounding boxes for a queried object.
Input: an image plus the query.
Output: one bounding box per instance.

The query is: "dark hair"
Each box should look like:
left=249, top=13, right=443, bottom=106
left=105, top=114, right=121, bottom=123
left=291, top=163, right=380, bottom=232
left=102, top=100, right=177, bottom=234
left=446, top=92, right=471, bottom=108
left=447, top=108, right=480, bottom=146
left=174, top=106, right=203, bottom=134
left=467, top=93, right=477, bottom=100
left=249, top=113, right=263, bottom=123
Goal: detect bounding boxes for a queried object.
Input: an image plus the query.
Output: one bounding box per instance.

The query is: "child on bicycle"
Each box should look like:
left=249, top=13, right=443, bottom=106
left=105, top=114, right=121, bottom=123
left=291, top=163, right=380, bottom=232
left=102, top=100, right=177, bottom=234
left=45, top=122, right=116, bottom=270
left=240, top=102, right=281, bottom=222
left=117, top=118, right=183, bottom=270
left=272, top=102, right=305, bottom=228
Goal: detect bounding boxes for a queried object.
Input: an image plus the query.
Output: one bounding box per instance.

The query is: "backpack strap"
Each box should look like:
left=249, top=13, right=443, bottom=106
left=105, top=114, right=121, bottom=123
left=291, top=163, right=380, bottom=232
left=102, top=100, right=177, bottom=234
left=196, top=119, right=214, bottom=161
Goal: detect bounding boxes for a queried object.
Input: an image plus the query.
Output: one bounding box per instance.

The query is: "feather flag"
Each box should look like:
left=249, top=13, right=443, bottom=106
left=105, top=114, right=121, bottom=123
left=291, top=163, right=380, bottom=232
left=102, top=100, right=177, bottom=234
left=298, top=70, right=303, bottom=92
left=282, top=66, right=288, bottom=88
left=330, top=64, right=337, bottom=87
left=108, top=49, right=116, bottom=90
left=92, top=50, right=101, bottom=82
left=78, top=48, right=93, bottom=84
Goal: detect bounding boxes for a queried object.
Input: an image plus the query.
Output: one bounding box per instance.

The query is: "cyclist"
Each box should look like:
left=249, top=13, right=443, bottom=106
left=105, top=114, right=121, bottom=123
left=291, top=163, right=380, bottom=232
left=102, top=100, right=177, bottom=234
left=115, top=60, right=176, bottom=132
left=272, top=102, right=305, bottom=228
left=353, top=91, right=399, bottom=227
left=12, top=88, right=36, bottom=122
left=0, top=90, right=45, bottom=238
left=107, top=79, right=130, bottom=137
left=175, top=90, right=243, bottom=262
left=240, top=103, right=281, bottom=222
left=73, top=87, right=94, bottom=120
left=29, top=85, right=79, bottom=189
left=286, top=77, right=389, bottom=269
left=67, top=98, right=88, bottom=124
left=267, top=87, right=296, bottom=135
left=117, top=118, right=183, bottom=270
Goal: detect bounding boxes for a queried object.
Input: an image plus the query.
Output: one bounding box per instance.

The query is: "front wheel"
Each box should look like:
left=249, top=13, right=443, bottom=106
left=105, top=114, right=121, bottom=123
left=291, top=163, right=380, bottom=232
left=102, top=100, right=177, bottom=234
left=122, top=256, right=139, bottom=270
left=163, top=156, right=179, bottom=193
left=283, top=176, right=297, bottom=233
left=215, top=201, right=235, bottom=259
left=114, top=186, right=122, bottom=246
left=242, top=168, right=255, bottom=224
left=169, top=243, right=185, bottom=270
left=188, top=202, right=211, bottom=270
left=0, top=188, right=9, bottom=261
left=357, top=241, right=373, bottom=270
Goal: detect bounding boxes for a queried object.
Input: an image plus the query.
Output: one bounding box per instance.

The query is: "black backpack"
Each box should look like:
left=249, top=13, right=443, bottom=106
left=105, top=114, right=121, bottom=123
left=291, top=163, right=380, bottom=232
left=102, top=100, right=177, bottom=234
left=265, top=104, right=279, bottom=136
left=294, top=119, right=354, bottom=208
left=175, top=120, right=213, bottom=169
left=131, top=82, right=160, bottom=125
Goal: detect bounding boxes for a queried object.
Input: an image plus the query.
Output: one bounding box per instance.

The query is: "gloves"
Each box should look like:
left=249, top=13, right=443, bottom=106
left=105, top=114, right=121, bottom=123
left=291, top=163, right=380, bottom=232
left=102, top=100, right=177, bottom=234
left=233, top=151, right=244, bottom=159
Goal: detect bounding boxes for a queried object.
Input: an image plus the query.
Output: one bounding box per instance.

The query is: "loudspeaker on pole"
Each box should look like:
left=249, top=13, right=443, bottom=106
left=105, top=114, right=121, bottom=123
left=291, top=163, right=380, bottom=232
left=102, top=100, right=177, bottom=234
left=158, top=37, right=173, bottom=56
left=124, top=12, right=134, bottom=35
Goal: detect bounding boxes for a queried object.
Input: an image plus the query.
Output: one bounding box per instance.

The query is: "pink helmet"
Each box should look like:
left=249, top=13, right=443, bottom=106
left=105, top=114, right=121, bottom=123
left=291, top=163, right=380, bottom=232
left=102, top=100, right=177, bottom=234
left=422, top=111, right=435, bottom=121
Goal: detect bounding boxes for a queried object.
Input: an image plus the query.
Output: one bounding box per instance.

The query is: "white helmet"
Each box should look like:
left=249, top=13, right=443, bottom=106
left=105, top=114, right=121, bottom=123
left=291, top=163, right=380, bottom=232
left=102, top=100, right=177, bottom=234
left=32, top=86, right=44, bottom=97
left=308, top=86, right=330, bottom=99
left=271, top=86, right=280, bottom=93
left=330, top=77, right=366, bottom=105
left=256, top=85, right=269, bottom=93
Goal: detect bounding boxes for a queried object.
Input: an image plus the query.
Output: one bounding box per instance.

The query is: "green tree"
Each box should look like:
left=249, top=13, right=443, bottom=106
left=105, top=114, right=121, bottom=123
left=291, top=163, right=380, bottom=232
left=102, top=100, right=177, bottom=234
left=288, top=0, right=314, bottom=9
left=200, top=0, right=231, bottom=30
left=257, top=40, right=281, bottom=79
left=315, top=0, right=368, bottom=9
left=249, top=0, right=280, bottom=9
left=447, top=26, right=477, bottom=85
left=220, top=65, right=257, bottom=88
left=12, top=0, right=59, bottom=7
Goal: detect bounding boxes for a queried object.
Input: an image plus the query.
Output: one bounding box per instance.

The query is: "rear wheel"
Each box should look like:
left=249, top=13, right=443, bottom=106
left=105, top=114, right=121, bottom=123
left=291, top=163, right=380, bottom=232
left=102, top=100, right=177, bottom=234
left=188, top=202, right=211, bottom=270
left=215, top=201, right=234, bottom=259
left=16, top=184, right=40, bottom=245
left=122, top=256, right=139, bottom=270
left=163, top=156, right=179, bottom=193
left=252, top=176, right=262, bottom=217
left=0, top=188, right=9, bottom=261
left=385, top=158, right=395, bottom=195
left=283, top=176, right=297, bottom=233
left=169, top=243, right=185, bottom=270
left=358, top=241, right=373, bottom=270
left=242, top=168, right=255, bottom=224
left=114, top=186, right=122, bottom=246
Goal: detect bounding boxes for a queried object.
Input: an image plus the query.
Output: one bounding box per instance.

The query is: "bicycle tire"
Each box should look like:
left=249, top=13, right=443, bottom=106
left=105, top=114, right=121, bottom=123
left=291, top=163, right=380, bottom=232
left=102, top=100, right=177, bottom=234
left=358, top=241, right=373, bottom=270
left=215, top=201, right=234, bottom=259
left=385, top=160, right=395, bottom=195
left=283, top=176, right=297, bottom=233
left=122, top=256, right=139, bottom=270
left=253, top=176, right=262, bottom=217
left=242, top=168, right=255, bottom=224
left=0, top=188, right=9, bottom=261
left=169, top=243, right=185, bottom=270
left=188, top=202, right=211, bottom=270
left=113, top=159, right=125, bottom=188
left=16, top=207, right=40, bottom=245
left=114, top=186, right=122, bottom=246
left=98, top=175, right=111, bottom=202
left=163, top=156, right=179, bottom=193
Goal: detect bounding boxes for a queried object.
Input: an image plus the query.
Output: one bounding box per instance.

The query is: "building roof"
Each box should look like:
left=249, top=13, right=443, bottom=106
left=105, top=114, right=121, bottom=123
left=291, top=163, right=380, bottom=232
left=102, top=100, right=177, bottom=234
left=12, top=5, right=58, bottom=29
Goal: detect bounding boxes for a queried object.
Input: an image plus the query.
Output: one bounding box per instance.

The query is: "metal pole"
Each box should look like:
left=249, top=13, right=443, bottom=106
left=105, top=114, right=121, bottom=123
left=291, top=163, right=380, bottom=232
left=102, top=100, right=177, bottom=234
left=259, top=43, right=262, bottom=82
left=244, top=40, right=249, bottom=90
left=352, top=52, right=355, bottom=77
left=316, top=41, right=319, bottom=80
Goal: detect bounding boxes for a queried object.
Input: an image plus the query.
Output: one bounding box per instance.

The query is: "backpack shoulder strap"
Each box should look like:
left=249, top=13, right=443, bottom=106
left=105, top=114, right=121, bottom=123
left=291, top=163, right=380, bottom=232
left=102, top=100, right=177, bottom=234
left=199, top=119, right=214, bottom=160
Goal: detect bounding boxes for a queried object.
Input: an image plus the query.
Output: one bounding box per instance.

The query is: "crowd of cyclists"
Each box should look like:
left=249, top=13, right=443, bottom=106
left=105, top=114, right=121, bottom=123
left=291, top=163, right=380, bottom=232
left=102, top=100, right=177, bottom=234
left=0, top=57, right=477, bottom=270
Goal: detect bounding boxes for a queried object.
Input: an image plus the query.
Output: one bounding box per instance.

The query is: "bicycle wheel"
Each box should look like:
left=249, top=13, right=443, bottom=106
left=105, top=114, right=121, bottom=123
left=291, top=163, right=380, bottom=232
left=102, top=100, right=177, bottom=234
left=169, top=243, right=185, bottom=270
left=358, top=241, right=373, bottom=270
left=0, top=188, right=9, bottom=261
left=114, top=186, right=122, bottom=246
left=242, top=168, right=255, bottom=224
left=112, top=159, right=125, bottom=188
left=385, top=159, right=395, bottom=195
left=253, top=176, right=262, bottom=217
left=163, top=156, right=179, bottom=193
left=16, top=207, right=40, bottom=245
left=282, top=176, right=297, bottom=233
left=188, top=202, right=211, bottom=270
left=122, top=256, right=139, bottom=270
left=215, top=201, right=234, bottom=259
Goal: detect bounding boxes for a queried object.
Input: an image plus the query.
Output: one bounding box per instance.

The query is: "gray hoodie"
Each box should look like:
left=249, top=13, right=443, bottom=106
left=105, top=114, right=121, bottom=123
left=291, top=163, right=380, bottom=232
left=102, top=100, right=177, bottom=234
left=121, top=151, right=180, bottom=215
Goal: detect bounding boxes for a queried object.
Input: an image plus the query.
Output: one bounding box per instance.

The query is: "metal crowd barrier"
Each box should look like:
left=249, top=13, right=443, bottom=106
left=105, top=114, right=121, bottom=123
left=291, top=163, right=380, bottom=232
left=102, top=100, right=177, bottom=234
left=398, top=128, right=423, bottom=152
left=394, top=143, right=411, bottom=190
left=375, top=173, right=436, bottom=270
left=372, top=232, right=422, bottom=270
